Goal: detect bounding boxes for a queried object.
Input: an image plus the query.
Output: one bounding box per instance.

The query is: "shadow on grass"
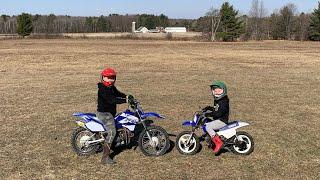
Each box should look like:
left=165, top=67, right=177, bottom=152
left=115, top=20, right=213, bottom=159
left=109, top=139, right=176, bottom=158
left=107, top=133, right=177, bottom=158
left=165, top=139, right=175, bottom=155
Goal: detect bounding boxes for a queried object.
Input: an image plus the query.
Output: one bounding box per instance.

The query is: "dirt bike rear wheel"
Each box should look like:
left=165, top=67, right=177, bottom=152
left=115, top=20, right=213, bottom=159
left=71, top=127, right=100, bottom=156
left=231, top=131, right=254, bottom=155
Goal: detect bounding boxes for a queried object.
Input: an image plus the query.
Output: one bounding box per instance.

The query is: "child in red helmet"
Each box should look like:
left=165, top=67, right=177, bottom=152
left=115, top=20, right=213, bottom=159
left=97, top=68, right=128, bottom=165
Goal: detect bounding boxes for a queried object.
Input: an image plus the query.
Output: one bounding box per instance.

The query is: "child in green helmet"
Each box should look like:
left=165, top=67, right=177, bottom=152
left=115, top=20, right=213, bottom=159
left=203, top=80, right=229, bottom=154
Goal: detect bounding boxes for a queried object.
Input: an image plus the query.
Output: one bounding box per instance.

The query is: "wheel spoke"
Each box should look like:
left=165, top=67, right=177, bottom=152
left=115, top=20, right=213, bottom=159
left=141, top=128, right=168, bottom=155
left=233, top=135, right=252, bottom=153
left=178, top=134, right=197, bottom=153
left=75, top=131, right=96, bottom=153
left=185, top=145, right=190, bottom=151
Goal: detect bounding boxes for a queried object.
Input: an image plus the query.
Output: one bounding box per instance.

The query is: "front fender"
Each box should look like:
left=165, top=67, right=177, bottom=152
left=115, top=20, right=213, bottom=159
left=141, top=112, right=165, bottom=119
left=182, top=120, right=196, bottom=127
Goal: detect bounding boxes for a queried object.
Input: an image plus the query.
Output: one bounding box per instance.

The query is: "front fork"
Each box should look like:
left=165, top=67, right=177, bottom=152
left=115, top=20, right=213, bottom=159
left=141, top=121, right=153, bottom=139
left=139, top=117, right=156, bottom=147
left=186, top=128, right=196, bottom=145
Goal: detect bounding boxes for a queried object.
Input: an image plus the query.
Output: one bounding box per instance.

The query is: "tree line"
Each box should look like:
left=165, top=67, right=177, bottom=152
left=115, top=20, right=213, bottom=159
left=1, top=1, right=320, bottom=41
left=1, top=13, right=171, bottom=35
left=194, top=1, right=320, bottom=41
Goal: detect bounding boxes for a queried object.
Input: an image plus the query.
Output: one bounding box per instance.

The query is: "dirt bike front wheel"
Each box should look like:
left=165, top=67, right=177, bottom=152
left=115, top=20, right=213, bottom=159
left=138, top=126, right=170, bottom=156
left=175, top=131, right=200, bottom=155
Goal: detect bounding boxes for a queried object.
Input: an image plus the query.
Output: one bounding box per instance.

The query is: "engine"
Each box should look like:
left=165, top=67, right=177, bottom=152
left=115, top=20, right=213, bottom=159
left=114, top=128, right=134, bottom=147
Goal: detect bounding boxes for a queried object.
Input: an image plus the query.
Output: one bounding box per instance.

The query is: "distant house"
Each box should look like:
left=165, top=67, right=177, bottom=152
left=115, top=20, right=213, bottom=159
left=149, top=29, right=160, bottom=33
left=134, top=27, right=149, bottom=33
left=149, top=27, right=164, bottom=33
left=164, top=27, right=187, bottom=33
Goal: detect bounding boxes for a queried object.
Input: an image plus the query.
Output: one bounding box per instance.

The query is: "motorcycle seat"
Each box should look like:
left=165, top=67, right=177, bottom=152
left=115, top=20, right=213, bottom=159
left=218, top=121, right=239, bottom=131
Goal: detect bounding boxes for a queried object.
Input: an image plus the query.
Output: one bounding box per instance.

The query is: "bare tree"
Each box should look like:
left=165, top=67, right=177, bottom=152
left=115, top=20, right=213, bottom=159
left=295, top=13, right=310, bottom=41
left=206, top=6, right=221, bottom=41
left=1, top=15, right=9, bottom=33
left=248, top=0, right=267, bottom=40
left=280, top=3, right=297, bottom=40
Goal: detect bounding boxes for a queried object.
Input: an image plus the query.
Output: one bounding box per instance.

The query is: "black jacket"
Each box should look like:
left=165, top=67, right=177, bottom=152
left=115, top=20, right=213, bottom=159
left=205, top=96, right=229, bottom=123
left=97, top=83, right=127, bottom=116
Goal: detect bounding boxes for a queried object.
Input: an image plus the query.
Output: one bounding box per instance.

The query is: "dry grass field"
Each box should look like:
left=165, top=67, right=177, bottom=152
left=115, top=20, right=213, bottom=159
left=1, top=39, right=320, bottom=179
left=63, top=32, right=202, bottom=39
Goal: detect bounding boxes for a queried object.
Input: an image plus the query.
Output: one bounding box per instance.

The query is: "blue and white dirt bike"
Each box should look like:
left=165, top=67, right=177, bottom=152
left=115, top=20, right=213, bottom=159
left=176, top=108, right=254, bottom=155
left=71, top=97, right=170, bottom=156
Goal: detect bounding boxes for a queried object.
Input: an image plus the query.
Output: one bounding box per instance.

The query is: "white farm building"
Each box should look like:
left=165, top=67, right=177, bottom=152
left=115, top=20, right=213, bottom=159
left=134, top=26, right=149, bottom=33
left=164, top=27, right=187, bottom=33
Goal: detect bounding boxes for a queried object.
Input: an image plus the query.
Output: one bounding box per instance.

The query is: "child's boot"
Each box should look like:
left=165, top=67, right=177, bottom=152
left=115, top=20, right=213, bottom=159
left=101, top=143, right=116, bottom=165
left=212, top=135, right=224, bottom=154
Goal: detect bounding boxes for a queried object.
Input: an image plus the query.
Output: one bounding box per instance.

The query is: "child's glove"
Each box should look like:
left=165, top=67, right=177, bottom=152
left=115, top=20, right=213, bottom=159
left=202, top=106, right=213, bottom=112
left=126, top=94, right=134, bottom=103
left=204, top=111, right=213, bottom=117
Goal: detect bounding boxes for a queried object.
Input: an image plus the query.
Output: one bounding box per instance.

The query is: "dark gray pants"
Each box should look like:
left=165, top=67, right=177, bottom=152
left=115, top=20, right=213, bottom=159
left=96, top=112, right=116, bottom=144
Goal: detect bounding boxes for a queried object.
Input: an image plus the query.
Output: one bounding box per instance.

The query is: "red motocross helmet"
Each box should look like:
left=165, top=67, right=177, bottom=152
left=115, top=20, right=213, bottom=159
left=101, top=68, right=117, bottom=86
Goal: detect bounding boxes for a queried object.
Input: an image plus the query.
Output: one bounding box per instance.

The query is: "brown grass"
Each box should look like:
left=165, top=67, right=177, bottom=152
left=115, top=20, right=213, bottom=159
left=0, top=39, right=320, bottom=179
left=62, top=32, right=202, bottom=40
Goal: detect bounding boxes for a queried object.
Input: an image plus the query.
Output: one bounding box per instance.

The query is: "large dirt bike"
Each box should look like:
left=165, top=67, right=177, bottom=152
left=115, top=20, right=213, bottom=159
left=71, top=97, right=170, bottom=156
left=176, top=108, right=254, bottom=155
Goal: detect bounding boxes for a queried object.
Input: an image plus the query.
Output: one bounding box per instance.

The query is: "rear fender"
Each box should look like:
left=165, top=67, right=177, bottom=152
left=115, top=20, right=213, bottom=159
left=217, top=121, right=250, bottom=139
left=73, top=112, right=107, bottom=132
left=236, top=121, right=250, bottom=129
left=73, top=112, right=100, bottom=123
left=83, top=120, right=107, bottom=132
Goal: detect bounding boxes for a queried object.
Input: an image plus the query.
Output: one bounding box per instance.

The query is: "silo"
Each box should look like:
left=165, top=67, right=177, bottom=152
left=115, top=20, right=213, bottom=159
left=132, top=22, right=136, bottom=33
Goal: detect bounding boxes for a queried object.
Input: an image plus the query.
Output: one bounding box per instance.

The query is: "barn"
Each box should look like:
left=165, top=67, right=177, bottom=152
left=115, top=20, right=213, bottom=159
left=164, top=27, right=187, bottom=33
left=134, top=26, right=149, bottom=33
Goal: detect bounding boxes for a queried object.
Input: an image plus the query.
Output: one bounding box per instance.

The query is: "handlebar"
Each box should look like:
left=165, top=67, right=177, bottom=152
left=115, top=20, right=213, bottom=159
left=195, top=108, right=209, bottom=117
left=128, top=97, right=140, bottom=110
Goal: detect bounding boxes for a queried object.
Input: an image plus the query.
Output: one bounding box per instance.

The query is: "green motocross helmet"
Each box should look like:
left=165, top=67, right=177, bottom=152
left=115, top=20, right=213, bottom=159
left=210, top=80, right=227, bottom=100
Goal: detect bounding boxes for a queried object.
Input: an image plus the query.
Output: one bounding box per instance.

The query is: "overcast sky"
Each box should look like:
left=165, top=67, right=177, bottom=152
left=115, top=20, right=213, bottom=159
left=1, top=0, right=318, bottom=19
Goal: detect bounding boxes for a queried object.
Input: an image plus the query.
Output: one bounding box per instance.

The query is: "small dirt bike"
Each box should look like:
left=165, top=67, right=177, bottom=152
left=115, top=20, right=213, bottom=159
left=71, top=97, right=170, bottom=157
left=176, top=108, right=254, bottom=155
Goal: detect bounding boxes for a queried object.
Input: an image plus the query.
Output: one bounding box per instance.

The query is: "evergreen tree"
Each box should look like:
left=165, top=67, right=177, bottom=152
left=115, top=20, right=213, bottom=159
left=269, top=12, right=285, bottom=40
left=97, top=15, right=108, bottom=32
left=17, top=13, right=33, bottom=37
left=137, top=14, right=169, bottom=29
left=138, top=14, right=157, bottom=29
left=309, top=1, right=320, bottom=41
left=158, top=14, right=169, bottom=27
left=218, top=2, right=243, bottom=41
left=85, top=17, right=94, bottom=32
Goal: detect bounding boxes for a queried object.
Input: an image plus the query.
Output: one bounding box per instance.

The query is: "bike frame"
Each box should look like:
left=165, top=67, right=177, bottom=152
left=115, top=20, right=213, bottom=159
left=182, top=111, right=250, bottom=143
left=72, top=100, right=166, bottom=146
